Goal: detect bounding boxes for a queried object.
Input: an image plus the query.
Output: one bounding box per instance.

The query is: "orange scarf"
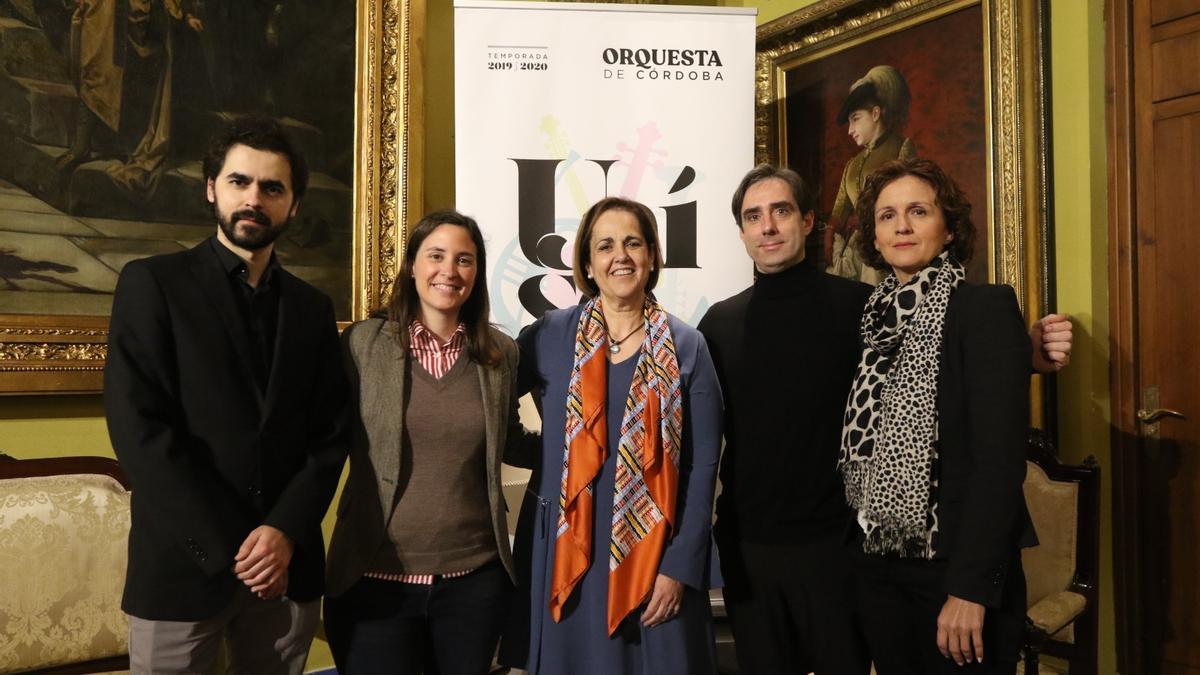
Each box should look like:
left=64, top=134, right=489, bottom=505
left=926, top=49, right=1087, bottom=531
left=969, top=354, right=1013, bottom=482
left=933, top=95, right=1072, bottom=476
left=549, top=298, right=683, bottom=635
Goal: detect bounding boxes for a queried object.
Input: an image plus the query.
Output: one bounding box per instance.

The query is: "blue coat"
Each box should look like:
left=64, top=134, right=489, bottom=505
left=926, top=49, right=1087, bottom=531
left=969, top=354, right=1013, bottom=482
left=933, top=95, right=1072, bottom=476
left=500, top=305, right=723, bottom=675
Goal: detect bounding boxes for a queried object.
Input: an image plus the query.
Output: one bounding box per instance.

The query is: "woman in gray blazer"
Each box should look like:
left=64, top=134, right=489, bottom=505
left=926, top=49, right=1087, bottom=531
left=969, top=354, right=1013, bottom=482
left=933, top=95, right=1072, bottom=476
left=324, top=210, right=537, bottom=675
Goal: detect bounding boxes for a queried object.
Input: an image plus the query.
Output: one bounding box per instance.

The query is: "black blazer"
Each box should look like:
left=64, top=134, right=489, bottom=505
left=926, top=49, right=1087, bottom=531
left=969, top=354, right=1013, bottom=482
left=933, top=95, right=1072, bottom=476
left=934, top=282, right=1038, bottom=609
left=104, top=239, right=347, bottom=621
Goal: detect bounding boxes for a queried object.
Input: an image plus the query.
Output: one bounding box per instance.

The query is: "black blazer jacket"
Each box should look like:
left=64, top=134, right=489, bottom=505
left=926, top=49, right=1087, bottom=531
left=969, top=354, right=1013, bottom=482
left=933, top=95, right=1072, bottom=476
left=934, top=282, right=1038, bottom=609
left=104, top=239, right=347, bottom=621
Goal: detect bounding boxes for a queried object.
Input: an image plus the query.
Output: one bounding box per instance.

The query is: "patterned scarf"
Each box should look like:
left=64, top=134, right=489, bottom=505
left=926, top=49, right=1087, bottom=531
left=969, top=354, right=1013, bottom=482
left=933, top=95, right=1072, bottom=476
left=838, top=252, right=964, bottom=558
left=550, top=296, right=684, bottom=635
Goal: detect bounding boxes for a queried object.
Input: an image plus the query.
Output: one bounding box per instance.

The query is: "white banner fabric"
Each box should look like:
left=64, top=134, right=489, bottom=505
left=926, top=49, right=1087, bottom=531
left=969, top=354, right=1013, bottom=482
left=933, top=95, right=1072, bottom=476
left=454, top=1, right=756, bottom=335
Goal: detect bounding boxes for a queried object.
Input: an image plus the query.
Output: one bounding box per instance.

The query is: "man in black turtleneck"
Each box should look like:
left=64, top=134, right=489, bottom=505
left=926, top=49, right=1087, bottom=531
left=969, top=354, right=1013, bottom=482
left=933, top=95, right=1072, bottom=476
left=699, top=165, right=871, bottom=675
left=698, top=165, right=1073, bottom=675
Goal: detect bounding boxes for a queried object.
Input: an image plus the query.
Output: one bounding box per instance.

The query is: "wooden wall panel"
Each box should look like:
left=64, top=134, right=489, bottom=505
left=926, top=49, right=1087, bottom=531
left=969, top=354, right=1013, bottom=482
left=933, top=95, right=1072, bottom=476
left=1151, top=22, right=1200, bottom=100
left=1151, top=0, right=1200, bottom=25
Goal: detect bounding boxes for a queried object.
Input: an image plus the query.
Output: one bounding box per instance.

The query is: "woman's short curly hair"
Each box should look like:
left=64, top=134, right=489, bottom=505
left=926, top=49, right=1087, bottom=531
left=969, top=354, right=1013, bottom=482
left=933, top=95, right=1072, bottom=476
left=854, top=157, right=976, bottom=271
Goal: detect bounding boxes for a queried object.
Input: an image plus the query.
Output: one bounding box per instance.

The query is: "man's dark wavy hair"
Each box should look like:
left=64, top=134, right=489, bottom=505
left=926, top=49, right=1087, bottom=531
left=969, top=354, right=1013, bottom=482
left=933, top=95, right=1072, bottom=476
left=730, top=164, right=815, bottom=227
left=202, top=115, right=309, bottom=202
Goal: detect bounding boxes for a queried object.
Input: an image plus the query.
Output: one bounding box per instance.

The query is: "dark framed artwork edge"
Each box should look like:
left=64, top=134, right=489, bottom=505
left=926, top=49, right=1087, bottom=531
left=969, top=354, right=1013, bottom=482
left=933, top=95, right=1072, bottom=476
left=0, top=0, right=425, bottom=395
left=756, top=0, right=867, bottom=42
left=755, top=0, right=1054, bottom=427
left=0, top=313, right=107, bottom=394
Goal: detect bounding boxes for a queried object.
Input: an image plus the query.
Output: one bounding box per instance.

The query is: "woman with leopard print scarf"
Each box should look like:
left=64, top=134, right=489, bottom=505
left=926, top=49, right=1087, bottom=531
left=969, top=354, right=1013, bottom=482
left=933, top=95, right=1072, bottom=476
left=839, top=158, right=1037, bottom=674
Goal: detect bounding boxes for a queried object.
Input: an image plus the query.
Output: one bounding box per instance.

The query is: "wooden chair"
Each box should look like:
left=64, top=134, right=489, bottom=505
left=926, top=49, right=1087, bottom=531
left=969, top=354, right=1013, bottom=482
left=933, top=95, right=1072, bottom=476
left=0, top=452, right=131, bottom=674
left=1020, top=430, right=1099, bottom=674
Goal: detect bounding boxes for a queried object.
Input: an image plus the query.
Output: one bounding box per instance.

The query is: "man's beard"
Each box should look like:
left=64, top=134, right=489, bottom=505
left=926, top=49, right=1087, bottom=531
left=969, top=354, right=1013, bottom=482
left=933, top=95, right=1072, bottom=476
left=217, top=208, right=290, bottom=250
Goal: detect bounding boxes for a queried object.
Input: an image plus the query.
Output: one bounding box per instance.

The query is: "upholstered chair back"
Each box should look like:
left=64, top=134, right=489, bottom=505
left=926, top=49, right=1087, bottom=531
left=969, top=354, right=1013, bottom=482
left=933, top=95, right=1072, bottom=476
left=1018, top=436, right=1100, bottom=675
left=0, top=458, right=130, bottom=674
left=1022, top=460, right=1080, bottom=642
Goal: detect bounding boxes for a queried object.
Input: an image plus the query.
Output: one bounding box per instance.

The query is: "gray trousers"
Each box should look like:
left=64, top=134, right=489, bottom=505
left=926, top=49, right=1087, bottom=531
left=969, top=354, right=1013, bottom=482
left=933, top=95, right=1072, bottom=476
left=127, top=585, right=320, bottom=675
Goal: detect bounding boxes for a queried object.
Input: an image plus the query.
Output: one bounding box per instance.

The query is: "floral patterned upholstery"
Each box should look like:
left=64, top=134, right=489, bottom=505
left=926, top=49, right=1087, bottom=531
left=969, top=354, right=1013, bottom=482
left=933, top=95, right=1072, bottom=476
left=0, top=470, right=130, bottom=673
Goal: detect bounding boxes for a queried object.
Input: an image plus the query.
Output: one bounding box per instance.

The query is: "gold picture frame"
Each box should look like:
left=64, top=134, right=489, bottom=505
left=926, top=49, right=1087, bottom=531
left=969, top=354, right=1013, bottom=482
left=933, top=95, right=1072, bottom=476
left=0, top=0, right=425, bottom=395
left=756, top=0, right=1049, bottom=315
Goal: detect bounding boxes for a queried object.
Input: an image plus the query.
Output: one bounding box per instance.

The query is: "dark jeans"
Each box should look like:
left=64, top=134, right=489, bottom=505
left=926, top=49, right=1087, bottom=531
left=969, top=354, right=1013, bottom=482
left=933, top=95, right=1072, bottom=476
left=854, top=549, right=1023, bottom=675
left=719, top=532, right=870, bottom=675
left=323, top=561, right=511, bottom=675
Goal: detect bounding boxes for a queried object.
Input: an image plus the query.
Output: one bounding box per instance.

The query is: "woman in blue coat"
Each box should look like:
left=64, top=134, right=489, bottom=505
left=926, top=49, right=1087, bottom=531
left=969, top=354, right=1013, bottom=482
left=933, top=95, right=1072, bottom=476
left=500, top=197, right=723, bottom=675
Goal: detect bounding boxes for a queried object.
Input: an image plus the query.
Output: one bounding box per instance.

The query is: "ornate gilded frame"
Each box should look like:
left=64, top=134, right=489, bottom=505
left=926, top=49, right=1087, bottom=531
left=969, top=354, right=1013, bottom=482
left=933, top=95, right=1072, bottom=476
left=756, top=0, right=1049, bottom=313
left=0, top=0, right=425, bottom=395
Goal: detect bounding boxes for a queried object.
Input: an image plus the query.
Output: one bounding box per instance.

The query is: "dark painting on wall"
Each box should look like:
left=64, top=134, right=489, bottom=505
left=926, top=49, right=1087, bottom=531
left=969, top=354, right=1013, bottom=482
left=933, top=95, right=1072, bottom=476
left=758, top=0, right=1050, bottom=421
left=0, top=0, right=356, bottom=319
left=782, top=4, right=988, bottom=285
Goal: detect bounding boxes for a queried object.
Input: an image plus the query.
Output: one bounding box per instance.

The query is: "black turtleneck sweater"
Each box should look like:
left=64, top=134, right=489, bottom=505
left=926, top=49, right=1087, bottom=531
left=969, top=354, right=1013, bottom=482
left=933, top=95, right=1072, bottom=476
left=697, top=260, right=871, bottom=544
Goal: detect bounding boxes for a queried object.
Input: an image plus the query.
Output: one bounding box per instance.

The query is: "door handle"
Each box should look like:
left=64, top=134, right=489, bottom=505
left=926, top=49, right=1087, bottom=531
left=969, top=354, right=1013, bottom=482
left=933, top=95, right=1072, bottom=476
left=1137, top=408, right=1187, bottom=424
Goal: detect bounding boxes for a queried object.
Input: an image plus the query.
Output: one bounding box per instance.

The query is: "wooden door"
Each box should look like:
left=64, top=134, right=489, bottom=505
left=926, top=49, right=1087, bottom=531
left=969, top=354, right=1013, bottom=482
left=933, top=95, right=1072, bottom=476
left=1110, top=0, right=1200, bottom=672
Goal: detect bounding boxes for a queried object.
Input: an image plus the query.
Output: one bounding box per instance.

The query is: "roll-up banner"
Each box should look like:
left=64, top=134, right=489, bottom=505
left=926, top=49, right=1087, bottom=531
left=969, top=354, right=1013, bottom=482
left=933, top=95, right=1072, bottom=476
left=454, top=1, right=756, bottom=334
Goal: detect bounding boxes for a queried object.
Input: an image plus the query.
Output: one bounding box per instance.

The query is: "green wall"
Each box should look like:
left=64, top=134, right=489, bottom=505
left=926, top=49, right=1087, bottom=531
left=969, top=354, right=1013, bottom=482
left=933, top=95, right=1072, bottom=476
left=1048, top=1, right=1114, bottom=672
left=2, top=0, right=1114, bottom=672
left=0, top=396, right=109, bottom=458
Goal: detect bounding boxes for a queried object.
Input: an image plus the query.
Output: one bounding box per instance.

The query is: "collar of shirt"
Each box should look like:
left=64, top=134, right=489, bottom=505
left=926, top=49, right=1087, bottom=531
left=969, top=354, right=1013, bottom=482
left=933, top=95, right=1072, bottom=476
left=408, top=320, right=467, bottom=378
left=408, top=320, right=466, bottom=355
left=210, top=236, right=281, bottom=288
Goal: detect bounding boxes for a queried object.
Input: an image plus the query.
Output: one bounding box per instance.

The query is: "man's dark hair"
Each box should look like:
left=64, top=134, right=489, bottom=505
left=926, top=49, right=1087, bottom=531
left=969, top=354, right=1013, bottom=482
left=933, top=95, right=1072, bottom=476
left=854, top=157, right=977, bottom=271
left=202, top=115, right=309, bottom=201
left=730, top=164, right=815, bottom=227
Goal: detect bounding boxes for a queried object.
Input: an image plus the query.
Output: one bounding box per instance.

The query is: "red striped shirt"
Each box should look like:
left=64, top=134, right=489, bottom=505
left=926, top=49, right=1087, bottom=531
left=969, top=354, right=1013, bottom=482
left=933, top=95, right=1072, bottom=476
left=364, top=320, right=472, bottom=585
left=408, top=320, right=466, bottom=379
